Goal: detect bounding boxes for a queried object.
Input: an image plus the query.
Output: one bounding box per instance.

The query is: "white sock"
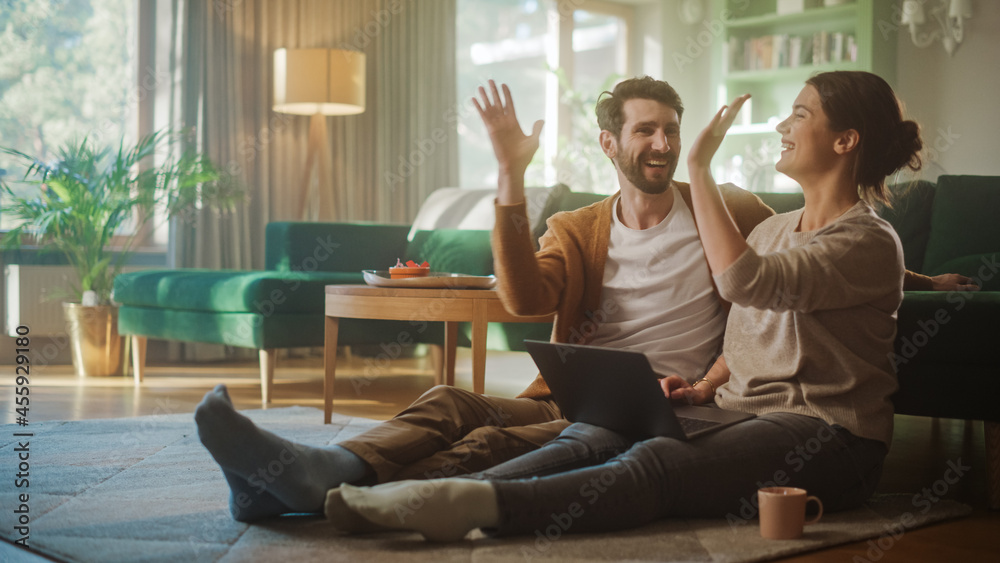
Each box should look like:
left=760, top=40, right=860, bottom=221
left=339, top=479, right=499, bottom=541
left=324, top=487, right=392, bottom=534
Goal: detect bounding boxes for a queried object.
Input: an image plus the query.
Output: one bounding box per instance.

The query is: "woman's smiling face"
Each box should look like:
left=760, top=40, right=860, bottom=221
left=774, top=85, right=843, bottom=182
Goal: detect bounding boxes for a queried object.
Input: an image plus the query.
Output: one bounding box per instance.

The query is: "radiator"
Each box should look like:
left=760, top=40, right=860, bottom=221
left=4, top=264, right=148, bottom=337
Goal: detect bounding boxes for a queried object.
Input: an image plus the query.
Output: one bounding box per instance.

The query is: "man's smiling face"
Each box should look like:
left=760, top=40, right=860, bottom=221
left=607, top=98, right=681, bottom=195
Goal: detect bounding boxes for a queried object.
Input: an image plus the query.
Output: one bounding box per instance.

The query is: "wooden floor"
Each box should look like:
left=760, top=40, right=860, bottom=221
left=2, top=348, right=996, bottom=562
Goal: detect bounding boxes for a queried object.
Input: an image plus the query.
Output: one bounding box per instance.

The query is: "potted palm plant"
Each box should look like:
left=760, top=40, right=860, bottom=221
left=1, top=131, right=240, bottom=376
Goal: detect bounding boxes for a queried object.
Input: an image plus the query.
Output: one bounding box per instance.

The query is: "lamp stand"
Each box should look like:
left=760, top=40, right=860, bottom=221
left=297, top=112, right=335, bottom=221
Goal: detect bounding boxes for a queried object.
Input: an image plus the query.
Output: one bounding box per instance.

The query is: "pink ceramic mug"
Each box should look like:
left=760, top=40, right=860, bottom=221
left=757, top=487, right=823, bottom=539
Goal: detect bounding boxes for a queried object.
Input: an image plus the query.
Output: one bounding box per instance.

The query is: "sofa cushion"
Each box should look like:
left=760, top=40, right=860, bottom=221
left=921, top=175, right=1000, bottom=275
left=405, top=230, right=494, bottom=276
left=407, top=185, right=568, bottom=242
left=265, top=222, right=411, bottom=272
left=931, top=253, right=1000, bottom=291
left=117, top=305, right=442, bottom=349
left=532, top=190, right=607, bottom=241
left=117, top=306, right=325, bottom=349
left=879, top=181, right=936, bottom=273
left=114, top=269, right=362, bottom=313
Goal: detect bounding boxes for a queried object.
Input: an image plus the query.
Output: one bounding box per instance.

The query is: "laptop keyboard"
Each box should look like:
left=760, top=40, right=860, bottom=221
left=678, top=417, right=720, bottom=435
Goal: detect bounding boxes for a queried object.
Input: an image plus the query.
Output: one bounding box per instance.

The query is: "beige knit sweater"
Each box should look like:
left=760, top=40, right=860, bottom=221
left=714, top=202, right=904, bottom=446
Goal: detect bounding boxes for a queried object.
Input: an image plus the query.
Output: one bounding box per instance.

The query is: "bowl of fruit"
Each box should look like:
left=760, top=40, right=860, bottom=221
left=388, top=259, right=431, bottom=279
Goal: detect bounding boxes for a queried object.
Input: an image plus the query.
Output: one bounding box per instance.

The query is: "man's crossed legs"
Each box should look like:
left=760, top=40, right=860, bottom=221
left=195, top=384, right=569, bottom=521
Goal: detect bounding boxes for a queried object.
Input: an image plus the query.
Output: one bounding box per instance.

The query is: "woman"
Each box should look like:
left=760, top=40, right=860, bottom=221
left=323, top=71, right=924, bottom=541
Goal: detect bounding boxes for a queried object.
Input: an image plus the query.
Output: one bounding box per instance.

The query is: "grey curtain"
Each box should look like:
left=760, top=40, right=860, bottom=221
left=154, top=0, right=458, bottom=270
left=151, top=0, right=457, bottom=359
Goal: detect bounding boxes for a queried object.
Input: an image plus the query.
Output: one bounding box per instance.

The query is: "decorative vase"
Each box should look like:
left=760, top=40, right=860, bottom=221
left=62, top=303, right=127, bottom=377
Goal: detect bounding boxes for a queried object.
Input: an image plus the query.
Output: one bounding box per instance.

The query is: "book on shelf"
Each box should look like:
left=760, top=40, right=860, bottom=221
left=728, top=31, right=854, bottom=72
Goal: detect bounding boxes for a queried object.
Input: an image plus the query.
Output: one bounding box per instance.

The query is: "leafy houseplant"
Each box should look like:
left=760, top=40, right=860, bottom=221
left=1, top=131, right=240, bottom=375
left=1, top=130, right=239, bottom=304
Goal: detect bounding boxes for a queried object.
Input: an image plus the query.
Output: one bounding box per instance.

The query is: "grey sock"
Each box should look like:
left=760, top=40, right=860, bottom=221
left=195, top=384, right=369, bottom=514
left=222, top=470, right=291, bottom=522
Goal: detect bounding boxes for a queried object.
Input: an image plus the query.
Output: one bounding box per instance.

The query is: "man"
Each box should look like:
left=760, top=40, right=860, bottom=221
left=194, top=76, right=963, bottom=522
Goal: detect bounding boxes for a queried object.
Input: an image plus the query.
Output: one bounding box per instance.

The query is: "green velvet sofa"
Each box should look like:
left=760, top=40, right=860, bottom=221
left=113, top=186, right=570, bottom=403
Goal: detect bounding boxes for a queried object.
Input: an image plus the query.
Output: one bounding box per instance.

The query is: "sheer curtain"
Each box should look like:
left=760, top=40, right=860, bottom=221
left=149, top=0, right=457, bottom=359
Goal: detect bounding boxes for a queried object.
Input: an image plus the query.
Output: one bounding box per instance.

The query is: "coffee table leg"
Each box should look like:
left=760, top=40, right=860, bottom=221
left=444, top=321, right=458, bottom=387
left=471, top=300, right=488, bottom=394
left=324, top=315, right=340, bottom=424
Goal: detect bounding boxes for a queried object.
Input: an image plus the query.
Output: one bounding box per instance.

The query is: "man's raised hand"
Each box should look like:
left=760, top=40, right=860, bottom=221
left=473, top=80, right=543, bottom=203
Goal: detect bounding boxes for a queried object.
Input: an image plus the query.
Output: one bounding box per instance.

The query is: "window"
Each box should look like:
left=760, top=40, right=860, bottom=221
left=457, top=0, right=632, bottom=194
left=0, top=0, right=137, bottom=230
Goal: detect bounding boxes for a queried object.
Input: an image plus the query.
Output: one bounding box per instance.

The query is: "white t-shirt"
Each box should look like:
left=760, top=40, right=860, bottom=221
left=587, top=185, right=727, bottom=380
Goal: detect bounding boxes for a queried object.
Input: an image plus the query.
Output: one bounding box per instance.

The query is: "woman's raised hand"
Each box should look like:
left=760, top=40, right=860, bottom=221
left=687, top=93, right=750, bottom=171
left=473, top=80, right=544, bottom=178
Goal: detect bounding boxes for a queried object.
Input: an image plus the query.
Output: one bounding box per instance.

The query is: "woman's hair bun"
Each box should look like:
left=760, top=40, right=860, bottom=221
left=884, top=119, right=923, bottom=176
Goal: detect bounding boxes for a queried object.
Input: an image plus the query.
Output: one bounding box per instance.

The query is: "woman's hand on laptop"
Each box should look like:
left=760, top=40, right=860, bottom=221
left=660, top=375, right=713, bottom=405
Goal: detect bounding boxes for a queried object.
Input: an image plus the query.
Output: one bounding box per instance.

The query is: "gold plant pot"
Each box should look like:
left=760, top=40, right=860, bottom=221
left=62, top=303, right=127, bottom=377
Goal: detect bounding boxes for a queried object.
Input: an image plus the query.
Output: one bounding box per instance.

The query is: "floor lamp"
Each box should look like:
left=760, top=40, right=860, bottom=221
left=273, top=48, right=366, bottom=221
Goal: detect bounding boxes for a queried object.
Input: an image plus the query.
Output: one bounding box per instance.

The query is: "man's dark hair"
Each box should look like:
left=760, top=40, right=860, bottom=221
left=595, top=76, right=684, bottom=139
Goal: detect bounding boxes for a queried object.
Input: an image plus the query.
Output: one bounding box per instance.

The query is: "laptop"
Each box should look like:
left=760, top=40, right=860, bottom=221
left=523, top=340, right=755, bottom=440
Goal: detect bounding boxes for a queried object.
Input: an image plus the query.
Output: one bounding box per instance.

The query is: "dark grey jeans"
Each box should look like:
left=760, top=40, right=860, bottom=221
left=473, top=420, right=636, bottom=480
left=485, top=412, right=887, bottom=536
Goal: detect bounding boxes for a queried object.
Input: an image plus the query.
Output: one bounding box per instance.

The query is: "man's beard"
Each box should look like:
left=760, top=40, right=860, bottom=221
left=617, top=151, right=677, bottom=195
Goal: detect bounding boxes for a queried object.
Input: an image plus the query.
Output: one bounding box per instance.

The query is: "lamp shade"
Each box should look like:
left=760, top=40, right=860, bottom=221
left=273, top=48, right=365, bottom=116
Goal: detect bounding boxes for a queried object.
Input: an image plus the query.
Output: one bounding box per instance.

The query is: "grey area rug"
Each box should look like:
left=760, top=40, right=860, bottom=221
left=0, top=407, right=972, bottom=563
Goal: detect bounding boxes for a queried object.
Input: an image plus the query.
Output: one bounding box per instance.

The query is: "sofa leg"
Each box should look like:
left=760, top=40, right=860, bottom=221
left=259, top=349, right=276, bottom=405
left=987, top=421, right=1000, bottom=510
left=131, top=336, right=147, bottom=384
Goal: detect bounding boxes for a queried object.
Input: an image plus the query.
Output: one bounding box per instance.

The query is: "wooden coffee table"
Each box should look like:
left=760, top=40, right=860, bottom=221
left=323, top=285, right=554, bottom=423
